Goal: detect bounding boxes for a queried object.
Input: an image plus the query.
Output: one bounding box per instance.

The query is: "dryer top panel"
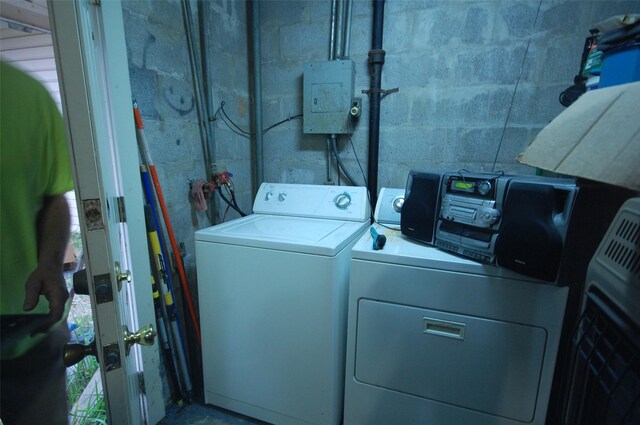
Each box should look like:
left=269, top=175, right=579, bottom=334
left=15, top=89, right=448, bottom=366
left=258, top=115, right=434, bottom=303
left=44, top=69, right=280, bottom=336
left=253, top=183, right=370, bottom=221
left=352, top=225, right=544, bottom=282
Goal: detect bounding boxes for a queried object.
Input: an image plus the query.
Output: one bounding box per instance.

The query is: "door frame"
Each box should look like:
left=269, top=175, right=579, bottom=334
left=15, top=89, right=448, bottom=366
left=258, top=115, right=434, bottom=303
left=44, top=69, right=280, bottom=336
left=48, top=0, right=165, bottom=423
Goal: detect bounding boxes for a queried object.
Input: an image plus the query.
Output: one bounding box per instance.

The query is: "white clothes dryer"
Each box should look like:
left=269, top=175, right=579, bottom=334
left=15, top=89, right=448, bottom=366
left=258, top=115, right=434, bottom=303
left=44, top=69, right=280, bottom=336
left=344, top=196, right=568, bottom=424
left=196, top=183, right=370, bottom=425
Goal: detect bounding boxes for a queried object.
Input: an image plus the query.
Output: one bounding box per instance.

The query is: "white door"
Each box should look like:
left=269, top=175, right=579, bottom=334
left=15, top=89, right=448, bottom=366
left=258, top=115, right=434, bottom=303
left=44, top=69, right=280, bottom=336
left=48, top=1, right=165, bottom=423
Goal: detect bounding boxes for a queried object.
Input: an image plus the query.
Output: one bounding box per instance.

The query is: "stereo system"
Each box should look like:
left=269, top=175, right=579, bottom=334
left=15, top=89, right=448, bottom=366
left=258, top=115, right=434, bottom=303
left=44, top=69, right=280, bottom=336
left=401, top=170, right=578, bottom=282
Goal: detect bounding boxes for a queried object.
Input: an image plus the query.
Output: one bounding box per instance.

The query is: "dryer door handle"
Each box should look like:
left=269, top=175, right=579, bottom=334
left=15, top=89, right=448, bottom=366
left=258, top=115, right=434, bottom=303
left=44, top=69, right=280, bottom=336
left=423, top=317, right=466, bottom=340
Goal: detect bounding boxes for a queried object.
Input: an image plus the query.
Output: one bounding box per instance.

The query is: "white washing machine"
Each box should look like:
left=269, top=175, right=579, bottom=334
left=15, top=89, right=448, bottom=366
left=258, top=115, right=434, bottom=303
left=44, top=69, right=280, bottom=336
left=195, top=183, right=370, bottom=425
left=343, top=190, right=569, bottom=425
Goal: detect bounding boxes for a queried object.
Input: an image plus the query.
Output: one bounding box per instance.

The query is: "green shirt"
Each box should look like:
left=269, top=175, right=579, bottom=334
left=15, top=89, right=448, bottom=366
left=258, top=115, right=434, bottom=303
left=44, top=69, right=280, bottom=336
left=1, top=61, right=74, bottom=356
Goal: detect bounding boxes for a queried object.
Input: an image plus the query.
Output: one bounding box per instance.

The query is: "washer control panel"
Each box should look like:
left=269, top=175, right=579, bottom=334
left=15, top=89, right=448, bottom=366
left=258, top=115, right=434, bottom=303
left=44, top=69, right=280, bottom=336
left=254, top=183, right=370, bottom=221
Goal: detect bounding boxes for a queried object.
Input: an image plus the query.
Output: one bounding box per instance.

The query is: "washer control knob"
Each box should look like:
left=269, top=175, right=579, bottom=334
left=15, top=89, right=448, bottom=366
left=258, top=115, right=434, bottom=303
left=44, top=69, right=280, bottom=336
left=334, top=193, right=352, bottom=209
left=265, top=191, right=273, bottom=201
left=278, top=192, right=287, bottom=202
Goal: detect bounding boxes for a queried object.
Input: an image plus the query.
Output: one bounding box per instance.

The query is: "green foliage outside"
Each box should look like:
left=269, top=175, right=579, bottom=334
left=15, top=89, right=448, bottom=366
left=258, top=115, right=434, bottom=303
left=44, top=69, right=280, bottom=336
left=65, top=234, right=107, bottom=424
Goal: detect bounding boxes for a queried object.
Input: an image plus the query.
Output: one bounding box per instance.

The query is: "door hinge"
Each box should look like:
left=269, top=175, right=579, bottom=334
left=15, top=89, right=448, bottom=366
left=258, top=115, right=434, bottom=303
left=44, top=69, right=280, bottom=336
left=138, top=372, right=146, bottom=394
left=116, top=196, right=126, bottom=222
left=91, top=0, right=101, bottom=5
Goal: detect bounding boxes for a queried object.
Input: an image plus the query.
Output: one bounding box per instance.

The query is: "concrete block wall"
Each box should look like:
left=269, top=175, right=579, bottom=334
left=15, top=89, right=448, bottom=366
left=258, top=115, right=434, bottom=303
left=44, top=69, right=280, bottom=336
left=261, top=0, right=640, bottom=190
left=120, top=0, right=639, bottom=285
left=116, top=0, right=639, bottom=404
left=121, top=0, right=249, bottom=360
left=121, top=0, right=250, bottom=402
left=204, top=1, right=253, bottom=216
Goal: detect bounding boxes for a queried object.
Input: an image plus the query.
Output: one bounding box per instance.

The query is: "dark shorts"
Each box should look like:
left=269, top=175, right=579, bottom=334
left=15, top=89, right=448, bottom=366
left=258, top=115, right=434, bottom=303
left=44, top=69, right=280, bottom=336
left=1, top=321, right=70, bottom=425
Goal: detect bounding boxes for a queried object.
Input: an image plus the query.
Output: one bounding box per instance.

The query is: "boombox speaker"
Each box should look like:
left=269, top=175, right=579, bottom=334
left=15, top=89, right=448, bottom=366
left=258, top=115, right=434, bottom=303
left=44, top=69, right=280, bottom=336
left=495, top=182, right=563, bottom=282
left=400, top=171, right=442, bottom=245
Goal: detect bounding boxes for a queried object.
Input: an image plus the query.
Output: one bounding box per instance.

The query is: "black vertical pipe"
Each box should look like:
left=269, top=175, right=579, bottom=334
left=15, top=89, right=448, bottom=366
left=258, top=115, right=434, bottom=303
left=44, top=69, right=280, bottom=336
left=368, top=0, right=385, bottom=212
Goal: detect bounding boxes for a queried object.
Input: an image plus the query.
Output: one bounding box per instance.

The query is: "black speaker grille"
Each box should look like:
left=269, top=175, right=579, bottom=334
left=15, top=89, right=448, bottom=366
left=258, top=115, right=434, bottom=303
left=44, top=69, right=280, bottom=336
left=495, top=182, right=563, bottom=281
left=400, top=172, right=441, bottom=245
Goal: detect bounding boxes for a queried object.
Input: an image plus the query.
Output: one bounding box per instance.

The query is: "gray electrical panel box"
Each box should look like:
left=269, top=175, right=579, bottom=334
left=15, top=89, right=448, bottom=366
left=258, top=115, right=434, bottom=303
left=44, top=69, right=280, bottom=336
left=303, top=60, right=355, bottom=134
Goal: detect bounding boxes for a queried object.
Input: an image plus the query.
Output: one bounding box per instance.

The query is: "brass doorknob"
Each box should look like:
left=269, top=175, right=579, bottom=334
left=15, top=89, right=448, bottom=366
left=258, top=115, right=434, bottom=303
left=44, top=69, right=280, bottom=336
left=123, top=324, right=156, bottom=355
left=114, top=261, right=132, bottom=291
left=64, top=340, right=97, bottom=367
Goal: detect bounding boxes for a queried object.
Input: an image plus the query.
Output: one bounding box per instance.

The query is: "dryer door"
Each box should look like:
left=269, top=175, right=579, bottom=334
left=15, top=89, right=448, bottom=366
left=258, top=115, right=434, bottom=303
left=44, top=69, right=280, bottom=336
left=355, top=299, right=547, bottom=422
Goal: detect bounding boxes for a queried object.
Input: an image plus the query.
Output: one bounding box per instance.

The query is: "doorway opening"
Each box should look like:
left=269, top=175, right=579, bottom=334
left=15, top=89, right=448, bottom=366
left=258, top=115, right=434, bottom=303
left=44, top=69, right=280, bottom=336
left=65, top=233, right=106, bottom=424
left=0, top=5, right=104, bottom=423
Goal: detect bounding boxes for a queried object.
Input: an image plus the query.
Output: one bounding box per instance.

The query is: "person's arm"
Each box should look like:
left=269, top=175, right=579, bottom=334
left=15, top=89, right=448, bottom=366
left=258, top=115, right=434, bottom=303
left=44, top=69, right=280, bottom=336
left=23, top=194, right=71, bottom=333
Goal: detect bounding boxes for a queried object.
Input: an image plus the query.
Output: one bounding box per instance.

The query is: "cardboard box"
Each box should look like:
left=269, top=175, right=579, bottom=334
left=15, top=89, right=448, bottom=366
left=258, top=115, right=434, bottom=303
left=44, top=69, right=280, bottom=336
left=517, top=82, right=640, bottom=191
left=64, top=242, right=77, bottom=270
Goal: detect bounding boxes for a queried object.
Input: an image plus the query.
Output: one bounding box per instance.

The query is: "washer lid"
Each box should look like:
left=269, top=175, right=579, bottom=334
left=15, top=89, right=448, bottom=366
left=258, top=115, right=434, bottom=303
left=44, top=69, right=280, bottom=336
left=196, top=214, right=369, bottom=256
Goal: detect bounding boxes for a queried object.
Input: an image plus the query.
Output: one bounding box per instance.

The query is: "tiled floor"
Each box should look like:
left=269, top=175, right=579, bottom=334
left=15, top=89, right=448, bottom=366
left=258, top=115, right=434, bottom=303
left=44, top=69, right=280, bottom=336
left=159, top=402, right=268, bottom=425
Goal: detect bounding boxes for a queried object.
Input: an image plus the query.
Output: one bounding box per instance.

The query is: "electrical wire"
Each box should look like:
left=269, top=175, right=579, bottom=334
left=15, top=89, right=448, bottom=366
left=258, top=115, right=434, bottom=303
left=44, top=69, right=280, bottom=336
left=229, top=187, right=242, bottom=212
left=331, top=134, right=376, bottom=220
left=347, top=133, right=374, bottom=219
left=224, top=183, right=235, bottom=218
left=222, top=204, right=231, bottom=222
left=217, top=186, right=247, bottom=216
left=213, top=102, right=252, bottom=140
left=221, top=184, right=233, bottom=222
left=222, top=177, right=245, bottom=218
left=208, top=172, right=247, bottom=218
left=348, top=134, right=368, bottom=187
left=263, top=113, right=304, bottom=134
left=331, top=136, right=359, bottom=186
left=212, top=100, right=374, bottom=213
left=219, top=102, right=252, bottom=136
left=214, top=101, right=303, bottom=137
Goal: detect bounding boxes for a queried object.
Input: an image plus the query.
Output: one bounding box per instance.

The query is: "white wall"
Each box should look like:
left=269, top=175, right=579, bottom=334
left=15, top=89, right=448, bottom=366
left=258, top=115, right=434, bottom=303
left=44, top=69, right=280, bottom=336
left=1, top=25, right=80, bottom=233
